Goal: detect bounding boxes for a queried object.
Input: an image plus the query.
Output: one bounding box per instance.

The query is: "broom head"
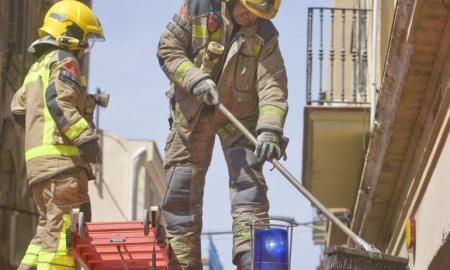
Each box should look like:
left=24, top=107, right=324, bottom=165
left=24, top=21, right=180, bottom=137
left=323, top=246, right=409, bottom=270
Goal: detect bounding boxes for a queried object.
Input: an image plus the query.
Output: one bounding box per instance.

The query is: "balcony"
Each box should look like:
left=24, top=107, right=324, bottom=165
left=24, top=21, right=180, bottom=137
left=302, top=7, right=372, bottom=231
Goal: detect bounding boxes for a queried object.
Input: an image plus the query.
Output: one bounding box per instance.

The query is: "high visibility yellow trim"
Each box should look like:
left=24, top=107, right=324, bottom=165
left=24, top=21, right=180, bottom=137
left=168, top=237, right=199, bottom=262
left=174, top=60, right=194, bottom=85
left=41, top=67, right=54, bottom=146
left=22, top=51, right=84, bottom=162
left=21, top=244, right=41, bottom=267
left=22, top=52, right=52, bottom=90
left=43, top=108, right=54, bottom=145
left=253, top=44, right=262, bottom=57
left=174, top=105, right=187, bottom=125
left=41, top=52, right=53, bottom=65
left=37, top=262, right=74, bottom=270
left=25, top=145, right=79, bottom=162
left=23, top=71, right=40, bottom=88
left=192, top=25, right=208, bottom=38
left=29, top=62, right=40, bottom=72
left=21, top=52, right=55, bottom=146
left=38, top=253, right=74, bottom=269
left=64, top=117, right=89, bottom=140
left=260, top=105, right=285, bottom=117
left=37, top=214, right=74, bottom=270
left=58, top=214, right=71, bottom=253
left=217, top=122, right=236, bottom=137
left=80, top=75, right=87, bottom=88
left=192, top=25, right=221, bottom=40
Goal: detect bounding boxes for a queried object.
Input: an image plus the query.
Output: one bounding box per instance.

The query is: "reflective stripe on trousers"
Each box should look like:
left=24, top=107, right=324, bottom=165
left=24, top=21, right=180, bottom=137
left=37, top=214, right=74, bottom=270
left=19, top=170, right=89, bottom=270
left=20, top=244, right=41, bottom=268
left=20, top=214, right=74, bottom=270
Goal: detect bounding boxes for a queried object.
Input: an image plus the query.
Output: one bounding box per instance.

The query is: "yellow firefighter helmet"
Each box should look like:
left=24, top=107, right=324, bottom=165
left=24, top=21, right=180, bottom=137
left=39, top=0, right=104, bottom=51
left=240, top=0, right=281, bottom=19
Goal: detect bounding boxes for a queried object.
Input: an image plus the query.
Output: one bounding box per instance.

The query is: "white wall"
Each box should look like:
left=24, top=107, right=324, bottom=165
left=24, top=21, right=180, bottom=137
left=88, top=131, right=165, bottom=222
left=408, top=130, right=450, bottom=269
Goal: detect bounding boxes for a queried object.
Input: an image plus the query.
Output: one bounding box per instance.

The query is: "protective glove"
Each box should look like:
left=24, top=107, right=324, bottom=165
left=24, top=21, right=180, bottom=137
left=192, top=78, right=219, bottom=105
left=254, top=131, right=281, bottom=163
left=78, top=139, right=102, bottom=164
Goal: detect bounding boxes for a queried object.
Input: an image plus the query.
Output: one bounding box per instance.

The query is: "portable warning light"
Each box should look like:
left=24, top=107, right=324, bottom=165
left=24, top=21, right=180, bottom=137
left=251, top=217, right=297, bottom=270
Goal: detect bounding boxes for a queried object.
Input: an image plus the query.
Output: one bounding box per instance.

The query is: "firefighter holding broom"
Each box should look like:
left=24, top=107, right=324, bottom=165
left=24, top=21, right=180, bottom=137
left=157, top=0, right=288, bottom=269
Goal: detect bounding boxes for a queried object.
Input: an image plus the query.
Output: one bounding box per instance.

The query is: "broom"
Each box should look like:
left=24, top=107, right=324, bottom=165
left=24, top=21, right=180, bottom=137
left=217, top=102, right=409, bottom=270
left=324, top=246, right=408, bottom=270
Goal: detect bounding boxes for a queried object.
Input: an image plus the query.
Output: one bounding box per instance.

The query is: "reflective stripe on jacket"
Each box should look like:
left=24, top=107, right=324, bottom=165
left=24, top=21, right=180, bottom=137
left=11, top=49, right=96, bottom=184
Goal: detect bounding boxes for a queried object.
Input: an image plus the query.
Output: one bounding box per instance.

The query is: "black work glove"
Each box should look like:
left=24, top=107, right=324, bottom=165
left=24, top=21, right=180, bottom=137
left=78, top=139, right=102, bottom=164
left=192, top=78, right=219, bottom=105
left=254, top=131, right=281, bottom=163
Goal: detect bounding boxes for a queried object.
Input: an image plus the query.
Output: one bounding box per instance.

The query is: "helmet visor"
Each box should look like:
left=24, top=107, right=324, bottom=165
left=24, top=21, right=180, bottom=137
left=89, top=32, right=105, bottom=43
left=83, top=34, right=103, bottom=53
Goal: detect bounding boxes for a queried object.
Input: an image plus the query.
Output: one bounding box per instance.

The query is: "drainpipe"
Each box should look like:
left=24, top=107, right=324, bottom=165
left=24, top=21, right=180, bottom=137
left=129, top=146, right=147, bottom=220
left=370, top=0, right=379, bottom=129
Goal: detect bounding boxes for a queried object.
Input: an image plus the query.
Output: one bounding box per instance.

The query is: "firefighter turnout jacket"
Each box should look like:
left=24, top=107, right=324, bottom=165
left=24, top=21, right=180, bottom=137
left=11, top=49, right=97, bottom=185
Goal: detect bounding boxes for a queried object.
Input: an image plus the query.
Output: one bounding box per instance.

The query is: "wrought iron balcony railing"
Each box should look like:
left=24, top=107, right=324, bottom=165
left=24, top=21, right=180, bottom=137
left=306, top=7, right=372, bottom=105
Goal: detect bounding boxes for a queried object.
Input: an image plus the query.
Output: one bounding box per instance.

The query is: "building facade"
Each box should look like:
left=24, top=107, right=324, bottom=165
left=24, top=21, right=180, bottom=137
left=90, top=131, right=166, bottom=222
left=303, top=0, right=450, bottom=269
left=0, top=1, right=60, bottom=268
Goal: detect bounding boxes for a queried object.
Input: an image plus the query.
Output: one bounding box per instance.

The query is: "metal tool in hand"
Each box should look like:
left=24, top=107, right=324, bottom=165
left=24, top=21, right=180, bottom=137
left=199, top=40, right=377, bottom=251
left=198, top=38, right=376, bottom=252
left=217, top=103, right=379, bottom=253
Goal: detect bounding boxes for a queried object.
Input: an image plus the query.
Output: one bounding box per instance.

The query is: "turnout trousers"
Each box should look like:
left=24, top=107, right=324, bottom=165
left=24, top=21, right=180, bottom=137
left=162, top=109, right=269, bottom=270
left=18, top=168, right=90, bottom=270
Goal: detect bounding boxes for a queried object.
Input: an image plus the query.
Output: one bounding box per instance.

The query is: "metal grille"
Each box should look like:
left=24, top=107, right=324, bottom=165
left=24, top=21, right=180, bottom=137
left=306, top=7, right=371, bottom=105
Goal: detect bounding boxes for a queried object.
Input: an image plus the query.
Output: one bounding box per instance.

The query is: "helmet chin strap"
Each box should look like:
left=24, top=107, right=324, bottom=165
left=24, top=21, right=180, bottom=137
left=56, top=36, right=92, bottom=54
left=57, top=36, right=82, bottom=50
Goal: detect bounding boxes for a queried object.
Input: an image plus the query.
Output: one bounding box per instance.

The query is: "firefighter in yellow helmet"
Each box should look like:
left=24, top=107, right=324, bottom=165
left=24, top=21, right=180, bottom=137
left=157, top=0, right=287, bottom=269
left=11, top=1, right=104, bottom=269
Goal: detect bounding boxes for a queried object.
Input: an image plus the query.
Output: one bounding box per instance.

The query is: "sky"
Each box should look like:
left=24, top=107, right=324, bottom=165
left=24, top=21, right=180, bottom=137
left=89, top=0, right=330, bottom=269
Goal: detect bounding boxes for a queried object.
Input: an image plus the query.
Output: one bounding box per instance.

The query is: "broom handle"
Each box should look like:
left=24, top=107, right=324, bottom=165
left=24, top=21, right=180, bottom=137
left=218, top=103, right=379, bottom=253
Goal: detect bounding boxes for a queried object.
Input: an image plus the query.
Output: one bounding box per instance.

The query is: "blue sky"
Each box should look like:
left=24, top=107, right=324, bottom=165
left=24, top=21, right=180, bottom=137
left=89, top=0, right=330, bottom=269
